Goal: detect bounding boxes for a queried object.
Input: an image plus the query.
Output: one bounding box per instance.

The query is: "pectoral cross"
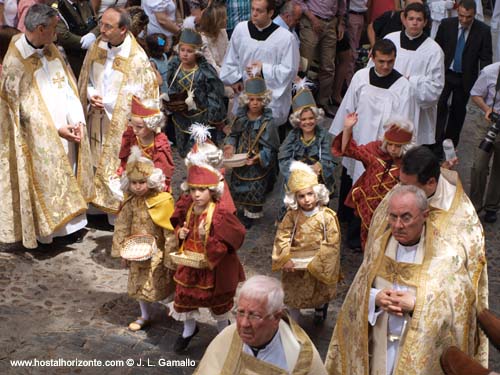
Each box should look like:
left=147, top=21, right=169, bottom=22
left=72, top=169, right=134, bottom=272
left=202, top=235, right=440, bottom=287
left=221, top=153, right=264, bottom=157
left=52, top=71, right=65, bottom=89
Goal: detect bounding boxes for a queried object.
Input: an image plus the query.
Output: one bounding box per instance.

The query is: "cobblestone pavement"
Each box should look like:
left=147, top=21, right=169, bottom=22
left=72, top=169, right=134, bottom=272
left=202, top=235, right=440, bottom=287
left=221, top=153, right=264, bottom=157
left=1, top=105, right=499, bottom=374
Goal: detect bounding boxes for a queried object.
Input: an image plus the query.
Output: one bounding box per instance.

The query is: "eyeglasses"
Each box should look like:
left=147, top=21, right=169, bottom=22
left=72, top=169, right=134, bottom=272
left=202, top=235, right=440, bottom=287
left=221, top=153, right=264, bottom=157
left=231, top=309, right=272, bottom=322
left=387, top=213, right=419, bottom=225
left=98, top=21, right=117, bottom=31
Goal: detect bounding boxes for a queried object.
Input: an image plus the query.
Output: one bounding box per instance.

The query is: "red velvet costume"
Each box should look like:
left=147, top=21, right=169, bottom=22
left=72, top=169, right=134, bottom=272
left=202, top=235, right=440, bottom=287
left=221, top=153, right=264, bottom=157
left=117, top=126, right=174, bottom=190
left=332, top=133, right=401, bottom=250
left=171, top=201, right=246, bottom=314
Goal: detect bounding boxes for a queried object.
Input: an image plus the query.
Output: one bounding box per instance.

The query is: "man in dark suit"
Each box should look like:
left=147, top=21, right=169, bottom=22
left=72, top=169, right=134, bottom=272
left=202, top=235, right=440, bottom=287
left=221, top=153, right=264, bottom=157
left=434, top=0, right=492, bottom=154
left=53, top=0, right=98, bottom=77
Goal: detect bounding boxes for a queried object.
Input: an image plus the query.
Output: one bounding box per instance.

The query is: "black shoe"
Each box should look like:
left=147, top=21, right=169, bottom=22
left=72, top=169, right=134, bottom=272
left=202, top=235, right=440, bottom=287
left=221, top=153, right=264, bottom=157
left=313, top=304, right=328, bottom=325
left=484, top=210, right=497, bottom=223
left=173, top=326, right=199, bottom=353
left=241, top=216, right=254, bottom=229
left=58, top=229, right=87, bottom=244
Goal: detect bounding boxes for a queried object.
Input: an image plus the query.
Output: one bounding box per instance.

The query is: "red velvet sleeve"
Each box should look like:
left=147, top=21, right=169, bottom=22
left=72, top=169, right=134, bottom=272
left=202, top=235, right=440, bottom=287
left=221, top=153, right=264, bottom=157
left=117, top=127, right=136, bottom=174
left=153, top=133, right=175, bottom=184
left=209, top=207, right=246, bottom=295
left=171, top=194, right=191, bottom=229
left=204, top=208, right=245, bottom=267
left=332, top=132, right=382, bottom=168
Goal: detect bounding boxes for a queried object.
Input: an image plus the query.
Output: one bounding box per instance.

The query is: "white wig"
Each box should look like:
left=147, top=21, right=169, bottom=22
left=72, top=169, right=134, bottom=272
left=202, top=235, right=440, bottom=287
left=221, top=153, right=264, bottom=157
left=283, top=183, right=330, bottom=210
left=288, top=106, right=325, bottom=128
left=379, top=116, right=416, bottom=157
left=238, top=90, right=272, bottom=107
left=120, top=167, right=166, bottom=194
left=141, top=98, right=166, bottom=134
left=237, top=275, right=284, bottom=315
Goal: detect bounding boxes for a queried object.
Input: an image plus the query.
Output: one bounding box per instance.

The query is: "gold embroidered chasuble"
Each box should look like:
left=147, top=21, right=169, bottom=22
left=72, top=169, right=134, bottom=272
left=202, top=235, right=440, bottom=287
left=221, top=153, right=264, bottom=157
left=370, top=234, right=424, bottom=375
left=324, top=169, right=488, bottom=375
left=0, top=34, right=94, bottom=249
left=78, top=33, right=158, bottom=213
left=194, top=317, right=327, bottom=375
left=272, top=207, right=341, bottom=308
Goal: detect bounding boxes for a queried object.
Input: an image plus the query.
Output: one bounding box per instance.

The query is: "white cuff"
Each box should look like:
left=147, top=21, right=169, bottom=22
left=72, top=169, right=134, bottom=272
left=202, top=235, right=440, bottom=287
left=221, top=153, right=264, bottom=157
left=368, top=288, right=383, bottom=326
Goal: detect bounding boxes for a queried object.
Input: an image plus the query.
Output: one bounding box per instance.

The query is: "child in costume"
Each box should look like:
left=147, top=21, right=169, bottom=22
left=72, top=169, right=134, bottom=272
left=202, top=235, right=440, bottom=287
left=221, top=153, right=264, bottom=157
left=223, top=77, right=280, bottom=228
left=332, top=113, right=414, bottom=250
left=272, top=161, right=341, bottom=325
left=278, top=81, right=336, bottom=219
left=146, top=33, right=170, bottom=96
left=169, top=157, right=246, bottom=353
left=116, top=95, right=174, bottom=191
left=175, top=123, right=237, bottom=215
left=164, top=17, right=226, bottom=157
left=112, top=146, right=176, bottom=331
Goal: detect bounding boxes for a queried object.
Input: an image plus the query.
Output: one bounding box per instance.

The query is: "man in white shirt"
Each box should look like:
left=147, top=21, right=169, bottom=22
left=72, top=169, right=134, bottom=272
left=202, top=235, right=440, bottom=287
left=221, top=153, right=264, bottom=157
left=330, top=38, right=415, bottom=183
left=0, top=0, right=18, bottom=27
left=195, top=275, right=326, bottom=374
left=273, top=0, right=302, bottom=46
left=384, top=2, right=445, bottom=145
left=220, top=0, right=299, bottom=127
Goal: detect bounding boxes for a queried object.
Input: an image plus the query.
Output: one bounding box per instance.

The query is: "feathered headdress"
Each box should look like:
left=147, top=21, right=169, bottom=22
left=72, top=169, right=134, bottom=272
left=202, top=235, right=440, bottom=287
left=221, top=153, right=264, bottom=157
left=186, top=123, right=223, bottom=168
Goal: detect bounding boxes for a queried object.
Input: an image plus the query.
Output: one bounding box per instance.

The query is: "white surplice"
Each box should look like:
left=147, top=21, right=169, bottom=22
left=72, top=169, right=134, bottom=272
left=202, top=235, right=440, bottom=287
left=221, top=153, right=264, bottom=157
left=16, top=35, right=87, bottom=241
left=384, top=31, right=445, bottom=145
left=220, top=21, right=299, bottom=126
left=329, top=67, right=415, bottom=182
left=86, top=34, right=132, bottom=121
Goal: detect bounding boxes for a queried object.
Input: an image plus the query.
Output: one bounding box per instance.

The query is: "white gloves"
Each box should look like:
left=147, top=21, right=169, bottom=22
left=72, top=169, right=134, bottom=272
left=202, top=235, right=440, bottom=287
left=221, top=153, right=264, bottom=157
left=80, top=33, right=96, bottom=50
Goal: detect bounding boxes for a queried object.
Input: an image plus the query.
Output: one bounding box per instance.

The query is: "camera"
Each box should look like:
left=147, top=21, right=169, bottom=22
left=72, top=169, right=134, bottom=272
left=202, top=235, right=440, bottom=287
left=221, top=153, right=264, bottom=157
left=479, top=111, right=500, bottom=153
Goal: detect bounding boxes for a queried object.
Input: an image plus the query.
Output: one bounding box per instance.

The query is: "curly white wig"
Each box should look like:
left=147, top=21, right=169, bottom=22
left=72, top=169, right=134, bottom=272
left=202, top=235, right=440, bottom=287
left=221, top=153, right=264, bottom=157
left=283, top=183, right=330, bottom=210
left=379, top=116, right=416, bottom=157
left=120, top=167, right=166, bottom=194
left=289, top=106, right=325, bottom=128
left=180, top=180, right=224, bottom=200
left=238, top=90, right=272, bottom=107
left=140, top=112, right=165, bottom=134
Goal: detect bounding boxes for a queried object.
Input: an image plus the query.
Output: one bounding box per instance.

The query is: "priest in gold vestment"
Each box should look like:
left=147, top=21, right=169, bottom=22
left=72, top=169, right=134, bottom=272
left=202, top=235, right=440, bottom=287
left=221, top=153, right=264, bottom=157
left=195, top=275, right=327, bottom=374
left=78, top=7, right=158, bottom=214
left=0, top=4, right=94, bottom=249
left=325, top=147, right=488, bottom=375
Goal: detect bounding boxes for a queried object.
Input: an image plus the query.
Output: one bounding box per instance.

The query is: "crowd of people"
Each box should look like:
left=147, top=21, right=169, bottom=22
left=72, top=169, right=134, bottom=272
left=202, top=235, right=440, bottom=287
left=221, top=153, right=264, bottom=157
left=0, top=0, right=500, bottom=373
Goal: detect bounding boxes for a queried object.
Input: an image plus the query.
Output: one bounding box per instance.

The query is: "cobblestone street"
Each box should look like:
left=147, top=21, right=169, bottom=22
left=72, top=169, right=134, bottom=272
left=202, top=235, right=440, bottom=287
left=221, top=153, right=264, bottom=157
left=1, top=105, right=499, bottom=374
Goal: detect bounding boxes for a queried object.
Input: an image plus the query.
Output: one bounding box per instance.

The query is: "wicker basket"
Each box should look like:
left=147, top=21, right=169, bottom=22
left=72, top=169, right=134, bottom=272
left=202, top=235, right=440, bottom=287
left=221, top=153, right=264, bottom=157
left=170, top=250, right=208, bottom=269
left=121, top=234, right=157, bottom=261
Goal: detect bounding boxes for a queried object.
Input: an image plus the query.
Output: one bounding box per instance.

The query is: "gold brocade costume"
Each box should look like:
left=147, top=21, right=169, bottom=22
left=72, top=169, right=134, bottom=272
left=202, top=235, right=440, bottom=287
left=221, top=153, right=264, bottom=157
left=78, top=33, right=158, bottom=213
left=194, top=316, right=327, bottom=374
left=0, top=35, right=94, bottom=249
left=272, top=207, right=341, bottom=308
left=325, top=169, right=488, bottom=375
left=112, top=193, right=176, bottom=302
